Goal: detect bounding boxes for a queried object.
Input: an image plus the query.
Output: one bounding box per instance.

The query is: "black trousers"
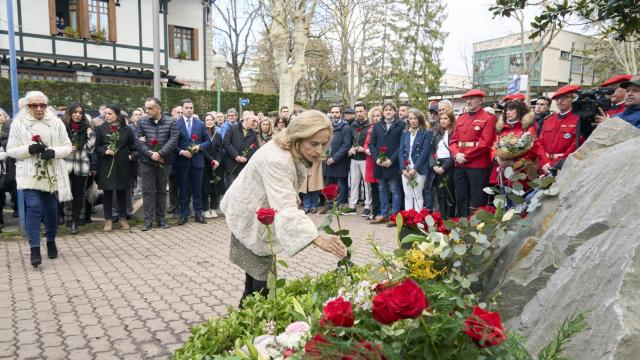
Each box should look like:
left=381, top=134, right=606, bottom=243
left=433, top=170, right=456, bottom=218
left=370, top=182, right=380, bottom=217
left=202, top=193, right=219, bottom=211
left=240, top=272, right=268, bottom=308
left=103, top=189, right=126, bottom=221
left=453, top=167, right=488, bottom=217
left=69, top=173, right=88, bottom=223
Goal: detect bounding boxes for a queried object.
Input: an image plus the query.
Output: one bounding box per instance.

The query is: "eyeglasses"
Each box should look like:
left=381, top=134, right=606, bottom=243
left=28, top=103, right=48, bottom=109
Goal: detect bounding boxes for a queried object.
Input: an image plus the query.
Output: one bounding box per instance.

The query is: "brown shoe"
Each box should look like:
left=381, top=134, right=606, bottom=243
left=103, top=220, right=113, bottom=232
left=119, top=218, right=130, bottom=230
left=386, top=222, right=397, bottom=227
left=370, top=215, right=387, bottom=224
left=317, top=206, right=329, bottom=215
left=310, top=208, right=318, bottom=214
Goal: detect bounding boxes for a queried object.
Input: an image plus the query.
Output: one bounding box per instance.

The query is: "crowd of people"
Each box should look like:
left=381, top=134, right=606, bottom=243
left=1, top=73, right=639, bottom=269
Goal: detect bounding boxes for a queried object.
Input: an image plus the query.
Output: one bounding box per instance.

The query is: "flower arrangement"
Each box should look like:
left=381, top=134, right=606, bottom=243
left=106, top=124, right=119, bottom=178
left=495, top=132, right=534, bottom=159
left=31, top=134, right=57, bottom=192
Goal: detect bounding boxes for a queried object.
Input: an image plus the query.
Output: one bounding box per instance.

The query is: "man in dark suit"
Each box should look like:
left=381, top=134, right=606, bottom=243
left=369, top=102, right=405, bottom=224
left=223, top=111, right=259, bottom=186
left=174, top=99, right=211, bottom=225
left=319, top=105, right=352, bottom=214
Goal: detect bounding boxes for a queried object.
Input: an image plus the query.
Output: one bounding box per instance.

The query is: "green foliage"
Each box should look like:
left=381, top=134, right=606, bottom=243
left=490, top=0, right=640, bottom=41
left=538, top=311, right=590, bottom=360
left=0, top=78, right=279, bottom=114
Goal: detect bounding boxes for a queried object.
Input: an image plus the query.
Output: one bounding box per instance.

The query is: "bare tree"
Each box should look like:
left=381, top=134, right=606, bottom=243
left=213, top=0, right=260, bottom=92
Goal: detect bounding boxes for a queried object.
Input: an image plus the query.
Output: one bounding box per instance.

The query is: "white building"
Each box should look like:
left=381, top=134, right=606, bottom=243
left=0, top=0, right=216, bottom=89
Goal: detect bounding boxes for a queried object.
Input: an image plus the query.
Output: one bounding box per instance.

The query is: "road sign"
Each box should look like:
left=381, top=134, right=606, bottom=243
left=239, top=98, right=250, bottom=107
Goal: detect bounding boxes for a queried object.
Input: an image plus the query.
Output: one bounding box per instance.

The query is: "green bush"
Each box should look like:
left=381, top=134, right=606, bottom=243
left=0, top=78, right=279, bottom=115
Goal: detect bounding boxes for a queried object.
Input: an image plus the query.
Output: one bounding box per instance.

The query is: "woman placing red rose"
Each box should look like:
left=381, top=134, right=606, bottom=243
left=221, top=110, right=347, bottom=307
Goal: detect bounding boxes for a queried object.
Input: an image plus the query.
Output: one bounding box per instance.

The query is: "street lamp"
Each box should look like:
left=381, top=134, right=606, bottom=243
left=211, top=53, right=226, bottom=112
left=399, top=92, right=409, bottom=105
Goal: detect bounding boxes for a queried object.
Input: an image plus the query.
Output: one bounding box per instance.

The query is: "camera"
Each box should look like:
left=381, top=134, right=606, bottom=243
left=571, top=87, right=614, bottom=117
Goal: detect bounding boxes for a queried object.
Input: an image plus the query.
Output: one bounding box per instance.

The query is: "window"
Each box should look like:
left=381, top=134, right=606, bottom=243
left=560, top=51, right=571, bottom=60
left=18, top=69, right=75, bottom=82
left=169, top=26, right=199, bottom=61
left=94, top=75, right=152, bottom=86
left=49, top=0, right=116, bottom=42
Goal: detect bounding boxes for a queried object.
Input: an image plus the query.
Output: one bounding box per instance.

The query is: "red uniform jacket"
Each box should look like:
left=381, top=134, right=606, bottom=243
left=489, top=119, right=548, bottom=186
left=449, top=108, right=496, bottom=169
left=539, top=111, right=584, bottom=167
left=606, top=102, right=626, bottom=117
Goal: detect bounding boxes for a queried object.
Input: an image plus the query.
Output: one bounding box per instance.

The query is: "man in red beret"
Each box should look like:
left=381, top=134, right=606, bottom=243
left=449, top=89, right=496, bottom=217
left=600, top=74, right=632, bottom=117
left=502, top=93, right=526, bottom=103
left=539, top=85, right=584, bottom=172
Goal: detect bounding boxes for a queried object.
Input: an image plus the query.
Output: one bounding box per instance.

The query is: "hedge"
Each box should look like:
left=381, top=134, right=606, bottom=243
left=0, top=78, right=279, bottom=115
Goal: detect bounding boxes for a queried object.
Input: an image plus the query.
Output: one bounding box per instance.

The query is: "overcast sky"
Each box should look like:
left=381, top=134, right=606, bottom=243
left=440, top=0, right=544, bottom=76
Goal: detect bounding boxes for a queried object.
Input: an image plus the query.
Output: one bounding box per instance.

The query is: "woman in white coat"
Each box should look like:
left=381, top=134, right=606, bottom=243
left=220, top=110, right=347, bottom=306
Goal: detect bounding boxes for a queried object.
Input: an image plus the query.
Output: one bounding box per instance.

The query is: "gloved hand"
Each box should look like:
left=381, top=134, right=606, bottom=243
left=28, top=143, right=46, bottom=154
left=41, top=149, right=55, bottom=160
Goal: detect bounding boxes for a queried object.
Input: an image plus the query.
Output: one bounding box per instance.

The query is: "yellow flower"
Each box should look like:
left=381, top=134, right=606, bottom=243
left=477, top=222, right=485, bottom=231
left=404, top=247, right=443, bottom=281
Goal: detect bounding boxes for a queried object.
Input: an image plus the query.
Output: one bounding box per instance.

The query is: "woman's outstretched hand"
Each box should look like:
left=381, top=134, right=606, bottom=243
left=313, top=235, right=347, bottom=259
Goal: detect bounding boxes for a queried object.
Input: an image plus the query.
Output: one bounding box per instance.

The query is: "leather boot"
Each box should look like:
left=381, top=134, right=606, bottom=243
left=47, top=241, right=58, bottom=259
left=31, top=247, right=42, bottom=268
left=104, top=220, right=113, bottom=232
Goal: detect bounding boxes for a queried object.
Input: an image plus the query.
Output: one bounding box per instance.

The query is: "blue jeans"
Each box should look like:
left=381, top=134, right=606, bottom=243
left=24, top=190, right=58, bottom=248
left=379, top=177, right=402, bottom=217
left=422, top=186, right=435, bottom=210
left=302, top=191, right=319, bottom=209
left=326, top=176, right=348, bottom=207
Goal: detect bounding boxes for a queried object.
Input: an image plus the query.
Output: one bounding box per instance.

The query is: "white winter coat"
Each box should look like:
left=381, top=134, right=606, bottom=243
left=220, top=140, right=319, bottom=256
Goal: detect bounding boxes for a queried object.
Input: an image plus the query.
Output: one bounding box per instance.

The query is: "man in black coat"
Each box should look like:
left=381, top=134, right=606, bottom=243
left=346, top=103, right=372, bottom=216
left=223, top=112, right=259, bottom=186
left=135, top=97, right=179, bottom=231
left=369, top=102, right=405, bottom=224
left=319, top=105, right=352, bottom=214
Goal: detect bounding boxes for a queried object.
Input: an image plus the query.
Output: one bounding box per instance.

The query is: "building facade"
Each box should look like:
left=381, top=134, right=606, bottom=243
left=0, top=0, right=215, bottom=89
left=473, top=30, right=596, bottom=91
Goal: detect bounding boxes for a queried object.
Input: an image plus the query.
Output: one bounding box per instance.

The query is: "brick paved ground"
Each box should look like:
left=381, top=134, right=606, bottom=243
left=0, top=212, right=397, bottom=359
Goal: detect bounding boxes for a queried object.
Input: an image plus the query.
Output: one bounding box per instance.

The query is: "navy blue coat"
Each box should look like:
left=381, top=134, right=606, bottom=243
left=323, top=119, right=352, bottom=178
left=174, top=117, right=211, bottom=169
left=369, top=118, right=406, bottom=179
left=399, top=128, right=432, bottom=175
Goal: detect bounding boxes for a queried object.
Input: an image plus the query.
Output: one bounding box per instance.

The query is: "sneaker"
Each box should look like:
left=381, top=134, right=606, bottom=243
left=210, top=209, right=218, bottom=218
left=361, top=209, right=371, bottom=217
left=341, top=207, right=356, bottom=215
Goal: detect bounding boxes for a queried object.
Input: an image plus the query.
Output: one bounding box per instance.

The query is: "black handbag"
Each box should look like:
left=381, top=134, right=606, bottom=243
left=0, top=161, right=7, bottom=190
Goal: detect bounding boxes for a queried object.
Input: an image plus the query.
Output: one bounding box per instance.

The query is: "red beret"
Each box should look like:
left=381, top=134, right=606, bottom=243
left=600, top=74, right=632, bottom=87
left=502, top=93, right=525, bottom=102
left=461, top=89, right=486, bottom=98
left=551, top=85, right=581, bottom=100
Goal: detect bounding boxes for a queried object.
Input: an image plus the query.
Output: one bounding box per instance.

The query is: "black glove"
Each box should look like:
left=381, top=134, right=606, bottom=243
left=28, top=143, right=46, bottom=154
left=41, top=149, right=55, bottom=160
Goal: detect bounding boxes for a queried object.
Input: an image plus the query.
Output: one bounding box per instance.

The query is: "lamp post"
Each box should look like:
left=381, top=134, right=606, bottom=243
left=211, top=54, right=226, bottom=112
left=399, top=92, right=409, bottom=105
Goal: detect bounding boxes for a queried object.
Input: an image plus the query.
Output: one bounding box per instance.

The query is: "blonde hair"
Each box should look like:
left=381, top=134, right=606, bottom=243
left=273, top=109, right=333, bottom=161
left=368, top=105, right=382, bottom=123
left=259, top=118, right=274, bottom=137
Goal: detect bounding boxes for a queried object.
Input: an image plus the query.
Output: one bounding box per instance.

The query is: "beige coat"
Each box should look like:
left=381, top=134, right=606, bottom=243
left=220, top=141, right=319, bottom=257
left=299, top=159, right=323, bottom=193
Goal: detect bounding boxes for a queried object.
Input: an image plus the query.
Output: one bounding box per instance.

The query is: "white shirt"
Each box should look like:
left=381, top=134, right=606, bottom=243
left=408, top=130, right=417, bottom=167
left=436, top=131, right=450, bottom=159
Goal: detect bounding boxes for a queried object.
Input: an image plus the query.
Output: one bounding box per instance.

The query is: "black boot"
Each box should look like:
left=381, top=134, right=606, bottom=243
left=47, top=241, right=58, bottom=259
left=31, top=247, right=42, bottom=268
left=71, top=222, right=79, bottom=235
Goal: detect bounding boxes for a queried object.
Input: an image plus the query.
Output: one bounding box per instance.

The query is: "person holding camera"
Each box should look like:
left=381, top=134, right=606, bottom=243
left=601, top=75, right=633, bottom=117
left=539, top=85, right=584, bottom=173
left=618, top=76, right=640, bottom=128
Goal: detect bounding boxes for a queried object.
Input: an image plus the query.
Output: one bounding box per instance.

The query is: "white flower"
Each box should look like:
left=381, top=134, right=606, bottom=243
left=285, top=321, right=310, bottom=334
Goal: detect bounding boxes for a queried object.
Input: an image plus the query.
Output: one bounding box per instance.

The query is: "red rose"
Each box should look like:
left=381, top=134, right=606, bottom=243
left=372, top=279, right=428, bottom=325
left=191, top=134, right=199, bottom=141
left=473, top=206, right=496, bottom=216
left=320, top=296, right=354, bottom=327
left=283, top=348, right=296, bottom=358
left=402, top=160, right=410, bottom=168
left=110, top=124, right=118, bottom=132
left=463, top=306, right=507, bottom=348
left=321, top=184, right=340, bottom=202
left=450, top=217, right=461, bottom=223
left=210, top=159, right=218, bottom=168
left=380, top=145, right=388, bottom=153
left=250, top=143, right=257, bottom=149
left=304, top=333, right=329, bottom=358
left=256, top=208, right=276, bottom=225
left=356, top=128, right=363, bottom=134
left=344, top=340, right=387, bottom=360
left=150, top=138, right=159, bottom=146
left=31, top=135, right=42, bottom=143
left=71, top=122, right=80, bottom=131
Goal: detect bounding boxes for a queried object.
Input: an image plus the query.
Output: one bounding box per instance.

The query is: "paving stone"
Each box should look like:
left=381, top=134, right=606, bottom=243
left=0, top=343, right=17, bottom=358
left=67, top=348, right=92, bottom=360
left=105, top=326, right=130, bottom=341
left=41, top=345, right=67, bottom=360
left=112, top=338, right=137, bottom=355
left=63, top=334, right=88, bottom=350
left=140, top=341, right=163, bottom=357
left=15, top=343, right=41, bottom=359
left=89, top=337, right=112, bottom=353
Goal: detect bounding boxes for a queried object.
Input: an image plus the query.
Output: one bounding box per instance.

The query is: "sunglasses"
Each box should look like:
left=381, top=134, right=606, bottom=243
left=28, top=103, right=48, bottom=109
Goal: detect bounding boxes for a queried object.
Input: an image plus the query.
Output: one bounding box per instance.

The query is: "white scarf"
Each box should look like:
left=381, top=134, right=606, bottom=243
left=9, top=110, right=73, bottom=202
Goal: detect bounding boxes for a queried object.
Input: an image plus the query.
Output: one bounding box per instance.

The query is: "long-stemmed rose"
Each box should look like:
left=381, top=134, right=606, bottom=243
left=402, top=159, right=418, bottom=188
left=378, top=145, right=388, bottom=162
left=31, top=134, right=57, bottom=192
left=320, top=184, right=353, bottom=274
left=463, top=306, right=507, bottom=348
left=256, top=208, right=282, bottom=330
left=106, top=124, right=120, bottom=178
left=230, top=142, right=257, bottom=175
